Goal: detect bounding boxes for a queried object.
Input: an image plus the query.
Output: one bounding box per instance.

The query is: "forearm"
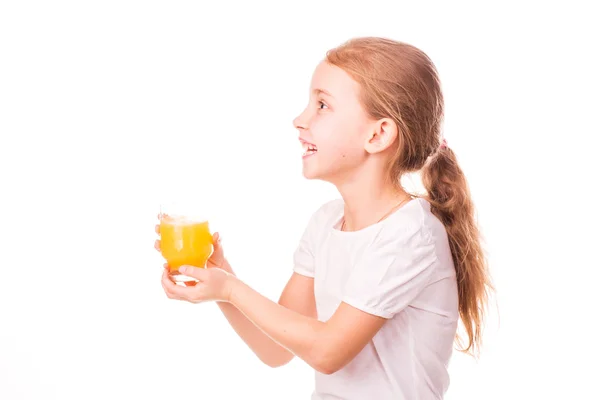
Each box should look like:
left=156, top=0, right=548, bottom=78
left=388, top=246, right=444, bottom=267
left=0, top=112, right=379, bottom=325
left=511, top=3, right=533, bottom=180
left=228, top=278, right=331, bottom=373
left=216, top=260, right=293, bottom=367
left=217, top=302, right=293, bottom=367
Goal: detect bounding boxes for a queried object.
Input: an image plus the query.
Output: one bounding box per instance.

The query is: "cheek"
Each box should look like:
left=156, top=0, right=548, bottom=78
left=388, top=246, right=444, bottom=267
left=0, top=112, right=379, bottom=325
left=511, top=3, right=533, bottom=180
left=319, top=138, right=365, bottom=166
left=330, top=127, right=365, bottom=159
left=311, top=113, right=368, bottom=164
left=338, top=143, right=365, bottom=161
left=314, top=116, right=362, bottom=149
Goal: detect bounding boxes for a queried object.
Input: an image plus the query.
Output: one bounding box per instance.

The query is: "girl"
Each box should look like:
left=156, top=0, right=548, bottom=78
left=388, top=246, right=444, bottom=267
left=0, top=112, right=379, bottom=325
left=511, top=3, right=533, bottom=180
left=155, top=37, right=492, bottom=399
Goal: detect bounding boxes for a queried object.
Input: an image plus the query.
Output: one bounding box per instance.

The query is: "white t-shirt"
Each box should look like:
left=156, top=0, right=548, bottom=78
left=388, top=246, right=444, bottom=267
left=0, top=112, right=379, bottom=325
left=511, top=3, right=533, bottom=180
left=293, top=197, right=459, bottom=400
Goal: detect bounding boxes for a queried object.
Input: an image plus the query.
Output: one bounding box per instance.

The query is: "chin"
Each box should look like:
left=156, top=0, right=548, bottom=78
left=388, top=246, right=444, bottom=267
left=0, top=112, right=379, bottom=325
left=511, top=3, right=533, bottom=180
left=302, top=158, right=341, bottom=183
left=302, top=167, right=334, bottom=184
left=302, top=169, right=319, bottom=180
left=302, top=163, right=323, bottom=180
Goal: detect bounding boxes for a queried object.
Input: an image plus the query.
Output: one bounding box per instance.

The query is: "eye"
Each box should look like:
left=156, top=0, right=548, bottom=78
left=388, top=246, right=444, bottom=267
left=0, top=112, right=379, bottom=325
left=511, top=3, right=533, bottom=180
left=318, top=101, right=328, bottom=110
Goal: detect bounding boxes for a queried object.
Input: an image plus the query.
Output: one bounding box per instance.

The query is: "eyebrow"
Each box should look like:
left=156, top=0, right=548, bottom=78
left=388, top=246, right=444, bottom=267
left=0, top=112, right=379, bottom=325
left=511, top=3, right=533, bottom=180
left=313, top=88, right=335, bottom=98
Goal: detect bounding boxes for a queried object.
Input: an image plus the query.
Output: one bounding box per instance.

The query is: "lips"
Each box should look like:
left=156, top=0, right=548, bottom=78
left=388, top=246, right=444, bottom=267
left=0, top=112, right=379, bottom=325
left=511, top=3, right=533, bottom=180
left=300, top=138, right=317, bottom=157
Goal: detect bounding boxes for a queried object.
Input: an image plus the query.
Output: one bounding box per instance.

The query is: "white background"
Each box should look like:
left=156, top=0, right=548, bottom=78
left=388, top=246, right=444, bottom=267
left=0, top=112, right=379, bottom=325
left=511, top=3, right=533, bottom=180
left=1, top=1, right=599, bottom=399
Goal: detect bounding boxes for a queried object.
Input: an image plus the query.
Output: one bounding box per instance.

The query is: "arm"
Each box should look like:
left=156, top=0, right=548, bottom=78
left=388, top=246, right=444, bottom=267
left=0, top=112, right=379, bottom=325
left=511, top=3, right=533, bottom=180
left=163, top=214, right=434, bottom=374
left=217, top=261, right=316, bottom=368
left=228, top=277, right=386, bottom=375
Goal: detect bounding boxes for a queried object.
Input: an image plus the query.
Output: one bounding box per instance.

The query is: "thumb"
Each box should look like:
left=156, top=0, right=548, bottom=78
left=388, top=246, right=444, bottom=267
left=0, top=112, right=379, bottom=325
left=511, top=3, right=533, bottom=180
left=178, top=266, right=208, bottom=280
left=212, top=232, right=224, bottom=254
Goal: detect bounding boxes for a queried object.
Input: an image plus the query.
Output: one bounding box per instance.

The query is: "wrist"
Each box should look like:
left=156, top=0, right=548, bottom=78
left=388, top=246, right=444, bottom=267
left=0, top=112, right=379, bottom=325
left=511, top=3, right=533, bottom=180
left=221, top=259, right=235, bottom=275
left=224, top=273, right=242, bottom=304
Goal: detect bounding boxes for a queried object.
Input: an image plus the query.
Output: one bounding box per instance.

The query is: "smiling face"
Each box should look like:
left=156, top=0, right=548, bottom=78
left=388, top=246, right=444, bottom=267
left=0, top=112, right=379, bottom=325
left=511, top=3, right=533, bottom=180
left=293, top=61, right=375, bottom=183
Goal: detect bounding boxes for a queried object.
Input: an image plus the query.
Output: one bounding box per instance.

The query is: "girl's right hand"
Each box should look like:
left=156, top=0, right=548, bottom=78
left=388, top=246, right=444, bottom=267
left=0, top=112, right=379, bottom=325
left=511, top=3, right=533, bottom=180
left=154, top=221, right=233, bottom=274
left=205, top=231, right=228, bottom=271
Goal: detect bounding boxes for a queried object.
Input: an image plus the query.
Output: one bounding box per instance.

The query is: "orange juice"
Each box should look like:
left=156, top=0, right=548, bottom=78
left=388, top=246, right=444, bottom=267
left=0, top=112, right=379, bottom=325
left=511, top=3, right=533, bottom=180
left=160, top=216, right=213, bottom=273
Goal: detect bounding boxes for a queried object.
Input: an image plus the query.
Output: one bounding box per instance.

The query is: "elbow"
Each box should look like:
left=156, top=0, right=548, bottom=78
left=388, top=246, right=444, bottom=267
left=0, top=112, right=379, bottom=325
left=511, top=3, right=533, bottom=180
left=310, top=348, right=345, bottom=375
left=314, top=357, right=343, bottom=375
left=315, top=364, right=339, bottom=375
left=260, top=353, right=294, bottom=369
left=264, top=358, right=292, bottom=369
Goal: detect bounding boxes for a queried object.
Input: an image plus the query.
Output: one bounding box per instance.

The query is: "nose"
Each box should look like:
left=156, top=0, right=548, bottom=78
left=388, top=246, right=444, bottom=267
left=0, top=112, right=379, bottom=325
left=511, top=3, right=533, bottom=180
left=293, top=110, right=309, bottom=131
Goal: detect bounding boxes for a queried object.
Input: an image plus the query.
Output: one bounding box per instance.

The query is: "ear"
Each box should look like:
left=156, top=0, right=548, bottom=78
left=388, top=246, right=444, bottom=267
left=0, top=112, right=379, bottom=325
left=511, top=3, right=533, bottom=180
left=364, top=118, right=398, bottom=154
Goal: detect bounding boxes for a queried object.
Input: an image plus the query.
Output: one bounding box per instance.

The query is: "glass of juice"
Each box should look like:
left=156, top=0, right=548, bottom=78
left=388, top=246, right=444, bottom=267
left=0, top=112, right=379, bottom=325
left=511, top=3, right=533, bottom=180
left=159, top=202, right=213, bottom=285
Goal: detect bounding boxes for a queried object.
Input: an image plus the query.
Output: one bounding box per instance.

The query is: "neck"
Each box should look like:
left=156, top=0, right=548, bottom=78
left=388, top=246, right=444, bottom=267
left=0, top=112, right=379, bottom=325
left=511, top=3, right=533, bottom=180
left=335, top=172, right=411, bottom=232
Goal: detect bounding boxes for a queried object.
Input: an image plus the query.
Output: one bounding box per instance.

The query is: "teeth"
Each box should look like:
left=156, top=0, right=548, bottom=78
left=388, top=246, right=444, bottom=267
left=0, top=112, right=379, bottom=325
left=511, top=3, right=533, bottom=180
left=301, top=141, right=317, bottom=156
left=302, top=142, right=317, bottom=151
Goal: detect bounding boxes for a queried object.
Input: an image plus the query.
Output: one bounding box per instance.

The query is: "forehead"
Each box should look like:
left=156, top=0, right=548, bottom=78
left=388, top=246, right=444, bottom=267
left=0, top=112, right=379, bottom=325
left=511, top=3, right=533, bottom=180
left=310, top=61, right=361, bottom=100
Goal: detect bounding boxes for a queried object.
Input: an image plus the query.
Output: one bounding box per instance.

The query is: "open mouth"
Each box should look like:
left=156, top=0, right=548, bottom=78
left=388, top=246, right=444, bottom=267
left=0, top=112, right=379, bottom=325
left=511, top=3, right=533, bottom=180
left=300, top=139, right=318, bottom=157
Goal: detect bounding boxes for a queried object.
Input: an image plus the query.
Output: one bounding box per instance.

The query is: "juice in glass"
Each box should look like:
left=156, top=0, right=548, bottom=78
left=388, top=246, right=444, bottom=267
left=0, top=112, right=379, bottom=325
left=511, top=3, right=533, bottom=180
left=160, top=215, right=213, bottom=283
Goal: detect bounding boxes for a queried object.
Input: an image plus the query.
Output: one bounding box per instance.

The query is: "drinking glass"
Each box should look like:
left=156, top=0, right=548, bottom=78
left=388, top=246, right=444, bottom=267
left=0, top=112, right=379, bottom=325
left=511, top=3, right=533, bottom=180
left=159, top=202, right=213, bottom=285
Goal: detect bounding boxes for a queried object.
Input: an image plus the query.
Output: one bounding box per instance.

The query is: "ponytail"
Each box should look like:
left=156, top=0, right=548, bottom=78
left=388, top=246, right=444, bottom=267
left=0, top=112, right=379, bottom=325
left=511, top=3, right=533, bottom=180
left=422, top=144, right=493, bottom=356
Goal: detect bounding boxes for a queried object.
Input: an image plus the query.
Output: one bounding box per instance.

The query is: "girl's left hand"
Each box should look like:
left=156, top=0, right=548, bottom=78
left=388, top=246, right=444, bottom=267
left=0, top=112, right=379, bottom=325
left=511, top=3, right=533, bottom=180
left=161, top=265, right=236, bottom=304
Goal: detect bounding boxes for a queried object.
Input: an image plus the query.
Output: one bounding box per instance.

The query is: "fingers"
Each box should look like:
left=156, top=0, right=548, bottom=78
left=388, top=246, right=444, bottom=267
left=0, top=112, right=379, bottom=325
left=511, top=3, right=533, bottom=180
left=162, top=268, right=183, bottom=300
left=211, top=232, right=219, bottom=254
left=154, top=240, right=161, bottom=252
left=212, top=232, right=223, bottom=254
left=161, top=268, right=176, bottom=298
left=162, top=269, right=192, bottom=300
left=161, top=266, right=198, bottom=299
left=178, top=265, right=209, bottom=281
left=158, top=213, right=172, bottom=222
left=155, top=224, right=160, bottom=234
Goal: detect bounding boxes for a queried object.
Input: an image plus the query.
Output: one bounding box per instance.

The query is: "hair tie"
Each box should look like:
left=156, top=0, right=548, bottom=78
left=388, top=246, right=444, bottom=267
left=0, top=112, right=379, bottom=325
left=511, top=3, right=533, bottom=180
left=440, top=138, right=448, bottom=149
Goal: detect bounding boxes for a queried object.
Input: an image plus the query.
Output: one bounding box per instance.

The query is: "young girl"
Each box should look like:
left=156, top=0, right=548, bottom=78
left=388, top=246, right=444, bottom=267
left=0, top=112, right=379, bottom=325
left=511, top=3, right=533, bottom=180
left=155, top=37, right=492, bottom=399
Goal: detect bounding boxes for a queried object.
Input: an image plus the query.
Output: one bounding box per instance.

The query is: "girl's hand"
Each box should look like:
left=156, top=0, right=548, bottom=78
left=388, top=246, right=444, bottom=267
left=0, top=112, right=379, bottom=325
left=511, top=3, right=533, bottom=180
left=205, top=231, right=227, bottom=270
left=161, top=264, right=237, bottom=304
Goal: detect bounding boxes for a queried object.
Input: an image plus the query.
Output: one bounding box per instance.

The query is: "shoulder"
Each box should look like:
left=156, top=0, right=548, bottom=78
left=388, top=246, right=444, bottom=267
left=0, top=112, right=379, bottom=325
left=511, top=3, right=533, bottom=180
left=296, top=198, right=343, bottom=242
left=307, top=198, right=344, bottom=228
left=315, top=198, right=344, bottom=216
left=294, top=199, right=342, bottom=263
left=372, top=197, right=454, bottom=278
left=374, top=197, right=434, bottom=248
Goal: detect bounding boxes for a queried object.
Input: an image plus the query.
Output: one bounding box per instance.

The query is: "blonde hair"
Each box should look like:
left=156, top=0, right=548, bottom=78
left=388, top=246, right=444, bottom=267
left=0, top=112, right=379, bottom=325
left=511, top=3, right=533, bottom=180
left=326, top=37, right=493, bottom=356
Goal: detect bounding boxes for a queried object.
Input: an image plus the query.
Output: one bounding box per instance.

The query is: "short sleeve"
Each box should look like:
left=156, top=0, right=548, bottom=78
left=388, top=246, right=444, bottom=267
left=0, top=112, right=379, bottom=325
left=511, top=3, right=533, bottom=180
left=342, top=223, right=437, bottom=319
left=292, top=208, right=323, bottom=278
